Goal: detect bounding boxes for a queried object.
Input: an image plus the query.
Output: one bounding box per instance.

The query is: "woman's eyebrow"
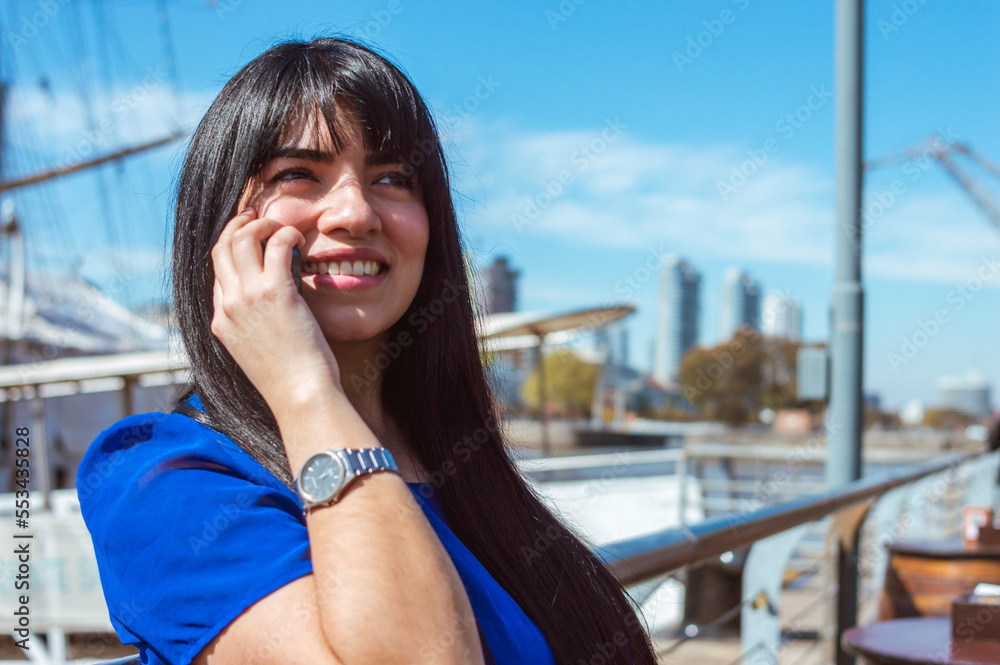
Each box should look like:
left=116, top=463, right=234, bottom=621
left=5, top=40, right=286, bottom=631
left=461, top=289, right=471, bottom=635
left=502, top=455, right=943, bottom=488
left=268, top=148, right=405, bottom=166
left=270, top=148, right=336, bottom=163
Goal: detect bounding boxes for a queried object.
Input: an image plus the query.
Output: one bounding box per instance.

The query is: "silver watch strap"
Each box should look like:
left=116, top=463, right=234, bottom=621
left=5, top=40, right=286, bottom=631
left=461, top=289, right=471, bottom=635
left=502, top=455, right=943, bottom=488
left=341, top=447, right=397, bottom=476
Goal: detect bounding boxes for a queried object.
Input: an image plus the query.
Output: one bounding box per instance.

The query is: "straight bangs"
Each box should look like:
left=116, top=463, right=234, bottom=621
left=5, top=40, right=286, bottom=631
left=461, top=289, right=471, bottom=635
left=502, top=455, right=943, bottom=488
left=245, top=42, right=436, bottom=188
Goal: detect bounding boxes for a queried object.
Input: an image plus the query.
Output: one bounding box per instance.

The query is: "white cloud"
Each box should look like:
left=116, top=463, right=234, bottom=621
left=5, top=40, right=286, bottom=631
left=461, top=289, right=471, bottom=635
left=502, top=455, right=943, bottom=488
left=450, top=119, right=1000, bottom=286
left=863, top=188, right=1000, bottom=285
left=5, top=81, right=214, bottom=167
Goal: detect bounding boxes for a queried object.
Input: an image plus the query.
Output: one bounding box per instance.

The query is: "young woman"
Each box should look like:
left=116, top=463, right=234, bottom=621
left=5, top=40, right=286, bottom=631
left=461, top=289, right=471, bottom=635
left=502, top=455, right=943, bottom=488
left=77, top=37, right=657, bottom=665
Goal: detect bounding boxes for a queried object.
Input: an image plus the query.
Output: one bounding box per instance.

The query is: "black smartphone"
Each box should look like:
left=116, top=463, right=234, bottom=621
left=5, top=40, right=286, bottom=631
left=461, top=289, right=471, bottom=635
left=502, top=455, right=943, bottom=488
left=261, top=241, right=303, bottom=295
left=291, top=246, right=302, bottom=295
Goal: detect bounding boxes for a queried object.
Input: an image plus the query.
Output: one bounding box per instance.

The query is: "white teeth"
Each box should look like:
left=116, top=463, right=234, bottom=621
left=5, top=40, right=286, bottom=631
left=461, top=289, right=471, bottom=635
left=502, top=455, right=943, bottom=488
left=304, top=259, right=384, bottom=276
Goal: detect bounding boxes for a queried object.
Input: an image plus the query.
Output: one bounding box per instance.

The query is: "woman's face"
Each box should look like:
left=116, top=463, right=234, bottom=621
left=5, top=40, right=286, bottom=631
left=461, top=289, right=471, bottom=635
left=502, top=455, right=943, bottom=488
left=242, top=112, right=429, bottom=345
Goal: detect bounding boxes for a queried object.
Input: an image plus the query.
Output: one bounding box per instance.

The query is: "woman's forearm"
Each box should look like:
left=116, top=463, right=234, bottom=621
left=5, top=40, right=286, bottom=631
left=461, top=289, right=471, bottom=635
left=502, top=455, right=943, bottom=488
left=277, top=389, right=484, bottom=665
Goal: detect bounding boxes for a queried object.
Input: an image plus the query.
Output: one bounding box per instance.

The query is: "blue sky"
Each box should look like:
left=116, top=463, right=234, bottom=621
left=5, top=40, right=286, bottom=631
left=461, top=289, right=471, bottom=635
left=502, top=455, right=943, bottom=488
left=1, top=0, right=999, bottom=410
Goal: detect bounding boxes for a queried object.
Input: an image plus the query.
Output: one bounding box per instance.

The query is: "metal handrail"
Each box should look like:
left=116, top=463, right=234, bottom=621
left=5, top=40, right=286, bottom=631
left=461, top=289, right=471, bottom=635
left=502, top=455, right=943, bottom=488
left=599, top=451, right=978, bottom=586
left=91, top=656, right=140, bottom=665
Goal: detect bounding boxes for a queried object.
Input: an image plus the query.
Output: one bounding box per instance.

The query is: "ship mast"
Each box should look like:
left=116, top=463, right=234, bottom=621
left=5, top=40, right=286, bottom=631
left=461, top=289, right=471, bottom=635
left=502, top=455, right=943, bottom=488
left=0, top=74, right=30, bottom=495
left=0, top=7, right=187, bottom=498
left=0, top=79, right=26, bottom=367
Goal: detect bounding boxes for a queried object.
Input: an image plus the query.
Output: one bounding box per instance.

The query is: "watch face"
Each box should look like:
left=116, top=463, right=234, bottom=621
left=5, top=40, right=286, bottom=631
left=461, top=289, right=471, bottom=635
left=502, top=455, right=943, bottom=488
left=301, top=453, right=347, bottom=502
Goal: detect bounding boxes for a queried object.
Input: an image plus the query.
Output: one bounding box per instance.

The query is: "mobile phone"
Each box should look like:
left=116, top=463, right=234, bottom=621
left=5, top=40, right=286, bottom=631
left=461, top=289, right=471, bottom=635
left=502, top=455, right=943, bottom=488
left=291, top=247, right=302, bottom=295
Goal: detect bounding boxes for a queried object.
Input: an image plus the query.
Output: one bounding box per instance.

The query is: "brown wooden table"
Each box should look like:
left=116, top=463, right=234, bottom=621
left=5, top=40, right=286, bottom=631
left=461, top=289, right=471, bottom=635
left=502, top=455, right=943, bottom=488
left=843, top=617, right=1000, bottom=665
left=880, top=539, right=1000, bottom=619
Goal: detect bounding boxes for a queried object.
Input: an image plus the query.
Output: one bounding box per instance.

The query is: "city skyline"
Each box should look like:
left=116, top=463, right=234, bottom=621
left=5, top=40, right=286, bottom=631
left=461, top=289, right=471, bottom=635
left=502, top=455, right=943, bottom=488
left=762, top=290, right=804, bottom=342
left=719, top=267, right=761, bottom=342
left=1, top=2, right=997, bottom=410
left=654, top=256, right=701, bottom=385
left=480, top=249, right=993, bottom=416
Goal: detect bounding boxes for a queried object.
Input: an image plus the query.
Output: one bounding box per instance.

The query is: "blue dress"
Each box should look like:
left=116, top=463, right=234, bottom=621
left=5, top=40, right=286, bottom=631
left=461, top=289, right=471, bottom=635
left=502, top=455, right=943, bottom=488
left=76, top=394, right=557, bottom=665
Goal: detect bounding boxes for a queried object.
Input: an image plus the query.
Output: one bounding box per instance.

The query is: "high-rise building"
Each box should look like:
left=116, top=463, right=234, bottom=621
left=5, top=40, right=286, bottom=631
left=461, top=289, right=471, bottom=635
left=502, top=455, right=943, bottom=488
left=476, top=257, right=519, bottom=315
left=595, top=323, right=631, bottom=369
left=761, top=290, right=803, bottom=341
left=654, top=256, right=700, bottom=385
left=938, top=372, right=992, bottom=419
left=719, top=268, right=760, bottom=342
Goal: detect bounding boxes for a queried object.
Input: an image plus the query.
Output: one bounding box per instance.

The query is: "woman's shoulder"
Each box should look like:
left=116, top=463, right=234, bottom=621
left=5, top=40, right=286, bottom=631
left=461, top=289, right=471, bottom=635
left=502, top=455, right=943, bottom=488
left=76, top=393, right=274, bottom=503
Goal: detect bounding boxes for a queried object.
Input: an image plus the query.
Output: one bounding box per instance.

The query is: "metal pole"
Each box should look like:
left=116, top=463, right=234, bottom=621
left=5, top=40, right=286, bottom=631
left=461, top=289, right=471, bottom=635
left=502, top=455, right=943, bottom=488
left=121, top=375, right=136, bottom=417
left=2, top=204, right=23, bottom=494
left=828, top=0, right=864, bottom=490
left=677, top=447, right=688, bottom=526
left=31, top=390, right=50, bottom=510
left=830, top=1, right=864, bottom=663
left=534, top=335, right=550, bottom=456
left=590, top=360, right=604, bottom=428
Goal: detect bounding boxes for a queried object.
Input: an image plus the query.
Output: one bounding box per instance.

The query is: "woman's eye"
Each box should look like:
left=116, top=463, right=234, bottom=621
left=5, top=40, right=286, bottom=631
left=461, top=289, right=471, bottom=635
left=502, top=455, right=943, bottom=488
left=269, top=168, right=313, bottom=184
left=375, top=171, right=416, bottom=188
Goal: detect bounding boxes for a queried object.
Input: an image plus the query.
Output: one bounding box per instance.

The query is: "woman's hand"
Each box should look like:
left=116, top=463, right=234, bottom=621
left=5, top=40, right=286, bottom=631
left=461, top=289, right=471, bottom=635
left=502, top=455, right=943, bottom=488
left=210, top=208, right=344, bottom=419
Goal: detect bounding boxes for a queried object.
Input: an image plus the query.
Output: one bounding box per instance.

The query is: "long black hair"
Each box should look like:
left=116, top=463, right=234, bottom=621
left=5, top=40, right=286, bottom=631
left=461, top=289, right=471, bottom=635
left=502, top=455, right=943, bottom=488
left=170, top=37, right=656, bottom=665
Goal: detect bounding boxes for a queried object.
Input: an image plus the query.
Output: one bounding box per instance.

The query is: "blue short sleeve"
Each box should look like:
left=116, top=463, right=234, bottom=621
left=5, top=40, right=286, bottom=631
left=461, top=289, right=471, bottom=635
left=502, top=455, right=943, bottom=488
left=77, top=410, right=314, bottom=665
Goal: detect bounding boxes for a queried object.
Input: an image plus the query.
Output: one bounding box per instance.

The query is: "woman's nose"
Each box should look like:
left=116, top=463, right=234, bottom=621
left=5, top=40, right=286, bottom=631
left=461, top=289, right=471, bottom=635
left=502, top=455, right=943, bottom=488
left=316, top=182, right=382, bottom=237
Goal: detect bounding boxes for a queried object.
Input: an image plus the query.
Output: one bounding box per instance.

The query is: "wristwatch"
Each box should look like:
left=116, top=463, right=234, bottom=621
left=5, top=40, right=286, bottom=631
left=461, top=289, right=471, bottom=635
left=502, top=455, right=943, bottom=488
left=294, top=447, right=399, bottom=511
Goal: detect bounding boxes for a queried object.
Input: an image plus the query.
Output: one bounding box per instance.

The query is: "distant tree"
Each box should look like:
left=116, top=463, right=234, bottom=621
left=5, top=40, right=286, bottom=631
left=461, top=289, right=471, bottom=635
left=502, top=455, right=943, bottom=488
left=865, top=407, right=901, bottom=430
left=678, top=328, right=763, bottom=424
left=654, top=406, right=696, bottom=421
left=923, top=408, right=975, bottom=430
left=520, top=349, right=598, bottom=418
left=677, top=328, right=804, bottom=425
left=759, top=336, right=800, bottom=410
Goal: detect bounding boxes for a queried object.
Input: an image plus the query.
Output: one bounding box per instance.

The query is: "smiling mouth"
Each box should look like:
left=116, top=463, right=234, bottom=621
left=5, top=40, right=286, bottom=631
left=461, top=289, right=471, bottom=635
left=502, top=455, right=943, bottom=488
left=302, top=260, right=386, bottom=276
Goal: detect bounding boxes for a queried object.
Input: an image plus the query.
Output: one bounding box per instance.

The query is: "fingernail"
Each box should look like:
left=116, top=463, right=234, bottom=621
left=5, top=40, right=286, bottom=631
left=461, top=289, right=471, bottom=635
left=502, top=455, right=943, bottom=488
left=240, top=207, right=254, bottom=216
